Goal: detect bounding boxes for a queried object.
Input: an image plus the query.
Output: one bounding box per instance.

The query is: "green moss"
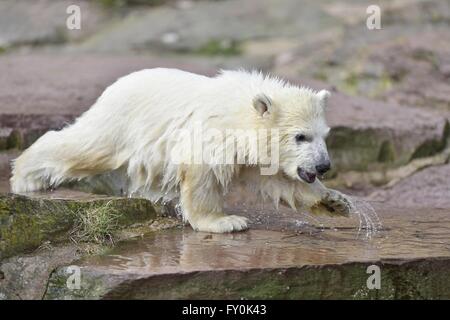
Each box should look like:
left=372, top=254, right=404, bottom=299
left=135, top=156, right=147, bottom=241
left=327, top=120, right=450, bottom=172
left=6, top=130, right=23, bottom=149
left=313, top=70, right=328, bottom=82
left=0, top=130, right=23, bottom=150
left=0, top=195, right=75, bottom=259
left=377, top=73, right=393, bottom=93
left=445, top=120, right=450, bottom=143
left=411, top=140, right=444, bottom=159
left=327, top=127, right=383, bottom=171
left=341, top=71, right=394, bottom=98
left=0, top=194, right=158, bottom=260
left=45, top=260, right=450, bottom=299
left=410, top=121, right=449, bottom=160
left=378, top=140, right=396, bottom=163
left=194, top=39, right=242, bottom=56
left=342, top=72, right=359, bottom=95
left=0, top=138, right=6, bottom=150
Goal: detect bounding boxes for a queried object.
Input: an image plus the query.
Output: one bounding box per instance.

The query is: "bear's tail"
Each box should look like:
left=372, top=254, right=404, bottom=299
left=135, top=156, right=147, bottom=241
left=10, top=127, right=119, bottom=193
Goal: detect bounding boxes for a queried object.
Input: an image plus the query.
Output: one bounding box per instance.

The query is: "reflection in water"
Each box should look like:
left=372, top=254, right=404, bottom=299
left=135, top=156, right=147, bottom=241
left=87, top=228, right=382, bottom=275
left=81, top=204, right=450, bottom=276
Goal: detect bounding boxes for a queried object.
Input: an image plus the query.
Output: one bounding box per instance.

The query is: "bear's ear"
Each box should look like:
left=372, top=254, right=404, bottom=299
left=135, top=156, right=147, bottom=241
left=317, top=90, right=331, bottom=108
left=253, top=94, right=272, bottom=118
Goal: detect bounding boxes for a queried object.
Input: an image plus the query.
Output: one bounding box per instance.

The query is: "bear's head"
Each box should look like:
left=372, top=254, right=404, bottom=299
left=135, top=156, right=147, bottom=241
left=253, top=88, right=331, bottom=184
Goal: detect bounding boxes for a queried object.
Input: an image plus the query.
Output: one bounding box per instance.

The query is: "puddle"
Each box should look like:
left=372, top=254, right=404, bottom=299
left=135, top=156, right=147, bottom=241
left=82, top=228, right=381, bottom=275
left=72, top=201, right=450, bottom=277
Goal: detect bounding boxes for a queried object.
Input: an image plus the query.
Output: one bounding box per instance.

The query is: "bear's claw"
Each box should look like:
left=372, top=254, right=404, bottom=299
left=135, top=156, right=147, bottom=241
left=312, top=189, right=354, bottom=217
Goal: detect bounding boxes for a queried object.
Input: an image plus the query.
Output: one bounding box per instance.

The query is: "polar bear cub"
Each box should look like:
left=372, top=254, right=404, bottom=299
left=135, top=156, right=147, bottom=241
left=11, top=68, right=353, bottom=233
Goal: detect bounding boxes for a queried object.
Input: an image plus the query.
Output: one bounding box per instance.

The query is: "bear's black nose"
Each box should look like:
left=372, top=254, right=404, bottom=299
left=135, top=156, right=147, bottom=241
left=316, top=162, right=331, bottom=175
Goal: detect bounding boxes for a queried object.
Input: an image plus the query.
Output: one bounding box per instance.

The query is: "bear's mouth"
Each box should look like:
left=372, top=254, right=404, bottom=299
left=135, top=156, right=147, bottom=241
left=297, top=167, right=316, bottom=184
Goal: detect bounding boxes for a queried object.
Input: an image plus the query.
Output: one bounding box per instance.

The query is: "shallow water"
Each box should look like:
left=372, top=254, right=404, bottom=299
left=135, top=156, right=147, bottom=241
left=77, top=202, right=450, bottom=275
left=5, top=176, right=450, bottom=273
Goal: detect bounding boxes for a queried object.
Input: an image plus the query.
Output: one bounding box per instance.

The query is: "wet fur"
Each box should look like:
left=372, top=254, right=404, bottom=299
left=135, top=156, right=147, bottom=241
left=11, top=68, right=347, bottom=233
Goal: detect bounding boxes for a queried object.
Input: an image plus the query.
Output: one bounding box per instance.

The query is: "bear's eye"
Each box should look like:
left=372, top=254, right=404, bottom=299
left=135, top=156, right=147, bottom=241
left=295, top=134, right=307, bottom=143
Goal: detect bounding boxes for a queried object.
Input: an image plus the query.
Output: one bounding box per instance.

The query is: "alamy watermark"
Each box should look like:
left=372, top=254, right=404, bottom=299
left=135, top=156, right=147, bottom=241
left=169, top=122, right=280, bottom=175
left=366, top=5, right=382, bottom=30
left=65, top=4, right=382, bottom=31
left=366, top=265, right=381, bottom=290
left=66, top=5, right=81, bottom=30
left=66, top=265, right=81, bottom=290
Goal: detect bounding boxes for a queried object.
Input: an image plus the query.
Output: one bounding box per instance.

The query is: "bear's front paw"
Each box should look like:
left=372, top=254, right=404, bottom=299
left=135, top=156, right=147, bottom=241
left=311, top=189, right=354, bottom=217
left=193, top=214, right=249, bottom=233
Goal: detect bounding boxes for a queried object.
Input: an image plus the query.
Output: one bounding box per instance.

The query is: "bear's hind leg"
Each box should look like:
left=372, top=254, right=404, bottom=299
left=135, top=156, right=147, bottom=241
left=180, top=167, right=248, bottom=233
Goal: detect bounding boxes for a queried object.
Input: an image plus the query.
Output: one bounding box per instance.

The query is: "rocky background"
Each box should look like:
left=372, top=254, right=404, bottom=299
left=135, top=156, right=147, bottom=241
left=1, top=0, right=450, bottom=299
left=1, top=0, right=449, bottom=204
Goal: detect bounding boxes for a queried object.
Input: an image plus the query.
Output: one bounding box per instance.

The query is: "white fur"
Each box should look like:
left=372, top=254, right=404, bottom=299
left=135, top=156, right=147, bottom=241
left=11, top=68, right=340, bottom=233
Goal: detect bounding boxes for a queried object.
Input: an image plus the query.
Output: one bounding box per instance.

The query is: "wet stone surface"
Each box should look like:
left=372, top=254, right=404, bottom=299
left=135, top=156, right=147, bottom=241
left=44, top=202, right=450, bottom=299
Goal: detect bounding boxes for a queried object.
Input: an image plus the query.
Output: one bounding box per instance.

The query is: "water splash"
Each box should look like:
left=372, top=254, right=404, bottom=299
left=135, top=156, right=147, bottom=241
left=174, top=202, right=184, bottom=220
left=292, top=197, right=382, bottom=239
left=350, top=197, right=382, bottom=239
